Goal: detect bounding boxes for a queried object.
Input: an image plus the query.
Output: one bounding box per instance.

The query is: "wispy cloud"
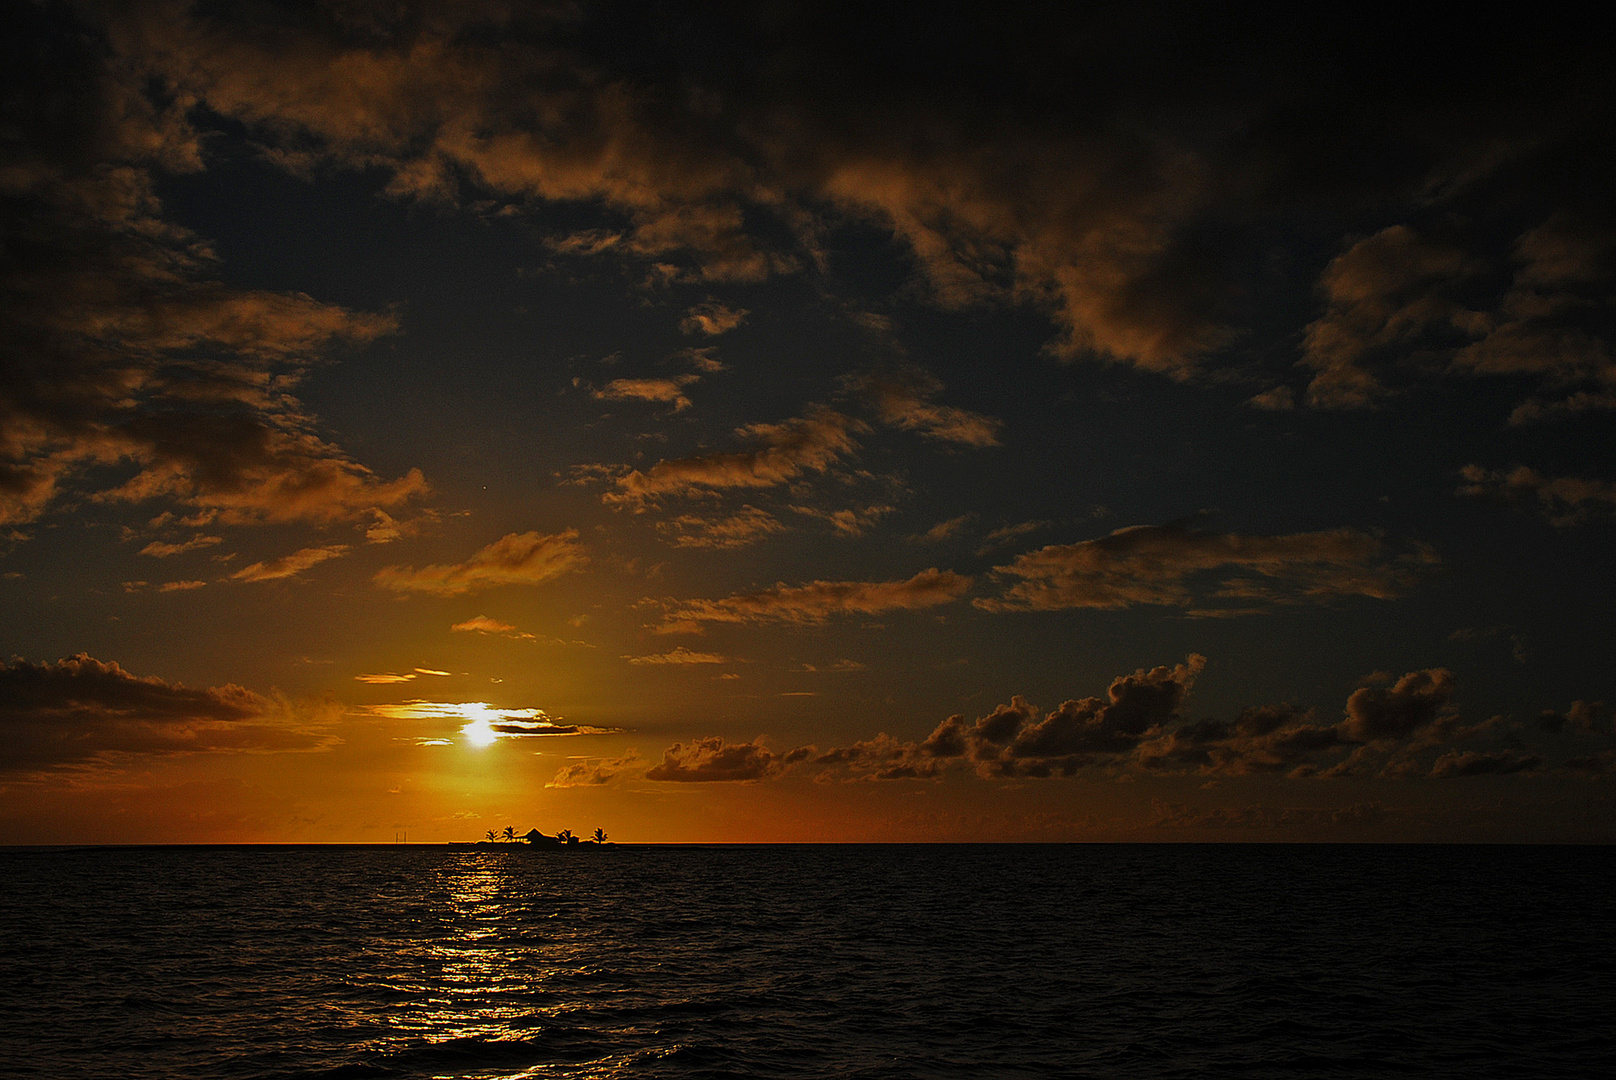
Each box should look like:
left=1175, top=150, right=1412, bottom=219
left=656, top=568, right=970, bottom=633
left=656, top=505, right=787, bottom=549
left=790, top=503, right=895, bottom=537
left=603, top=407, right=865, bottom=506
left=594, top=375, right=700, bottom=412
left=375, top=530, right=585, bottom=596
left=139, top=534, right=222, bottom=558
left=851, top=369, right=1002, bottom=447
left=354, top=668, right=451, bottom=686
left=915, top=513, right=976, bottom=543
left=625, top=647, right=729, bottom=665
left=231, top=544, right=349, bottom=583
left=680, top=300, right=747, bottom=336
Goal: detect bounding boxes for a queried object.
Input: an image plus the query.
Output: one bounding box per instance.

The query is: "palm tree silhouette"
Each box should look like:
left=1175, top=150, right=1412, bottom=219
left=502, top=825, right=515, bottom=843
left=593, top=828, right=607, bottom=843
left=485, top=829, right=498, bottom=843
left=557, top=828, right=574, bottom=843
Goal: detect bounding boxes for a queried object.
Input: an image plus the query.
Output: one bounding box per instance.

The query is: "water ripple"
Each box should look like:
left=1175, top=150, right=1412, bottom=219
left=1, top=845, right=1612, bottom=1078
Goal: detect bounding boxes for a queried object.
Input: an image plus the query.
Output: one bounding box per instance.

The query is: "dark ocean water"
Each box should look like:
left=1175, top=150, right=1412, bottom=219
left=1, top=845, right=1612, bottom=1079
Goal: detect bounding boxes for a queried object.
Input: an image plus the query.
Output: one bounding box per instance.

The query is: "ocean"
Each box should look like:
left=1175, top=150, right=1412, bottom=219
left=1, top=844, right=1611, bottom=1078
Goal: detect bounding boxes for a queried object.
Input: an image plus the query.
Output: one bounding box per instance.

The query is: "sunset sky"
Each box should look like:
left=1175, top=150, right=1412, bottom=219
left=4, top=2, right=1614, bottom=843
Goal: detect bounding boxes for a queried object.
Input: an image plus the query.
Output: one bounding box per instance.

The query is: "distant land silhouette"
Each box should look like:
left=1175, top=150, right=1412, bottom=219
left=463, top=827, right=613, bottom=848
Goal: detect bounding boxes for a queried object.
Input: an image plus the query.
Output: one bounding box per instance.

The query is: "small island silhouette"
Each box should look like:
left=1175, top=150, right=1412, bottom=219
left=468, top=826, right=613, bottom=848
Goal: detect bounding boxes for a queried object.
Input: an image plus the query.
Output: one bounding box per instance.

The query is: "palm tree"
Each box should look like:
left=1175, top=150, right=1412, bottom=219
left=485, top=829, right=498, bottom=843
left=502, top=825, right=515, bottom=843
left=557, top=828, right=574, bottom=843
left=593, top=828, right=607, bottom=843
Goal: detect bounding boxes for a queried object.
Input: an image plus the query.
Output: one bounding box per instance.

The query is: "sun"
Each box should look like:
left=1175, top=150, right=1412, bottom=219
left=461, top=714, right=499, bottom=748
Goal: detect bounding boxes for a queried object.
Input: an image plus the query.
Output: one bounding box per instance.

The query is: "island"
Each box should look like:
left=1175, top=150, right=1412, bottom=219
left=467, top=826, right=614, bottom=848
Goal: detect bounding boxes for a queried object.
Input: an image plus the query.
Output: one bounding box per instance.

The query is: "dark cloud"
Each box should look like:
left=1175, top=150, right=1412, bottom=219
left=1341, top=668, right=1455, bottom=742
left=1429, top=749, right=1541, bottom=779
left=0, top=654, right=317, bottom=773
left=1537, top=701, right=1610, bottom=735
left=644, top=737, right=809, bottom=782
left=817, top=660, right=1613, bottom=783
left=48, top=1, right=1604, bottom=408
left=0, top=4, right=425, bottom=530
left=977, top=524, right=1427, bottom=614
left=1458, top=465, right=1616, bottom=525
left=547, top=753, right=645, bottom=788
left=1299, top=226, right=1481, bottom=409
left=818, top=656, right=1206, bottom=781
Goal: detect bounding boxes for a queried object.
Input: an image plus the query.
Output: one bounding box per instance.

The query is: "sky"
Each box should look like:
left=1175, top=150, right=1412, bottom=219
left=3, top=1, right=1615, bottom=843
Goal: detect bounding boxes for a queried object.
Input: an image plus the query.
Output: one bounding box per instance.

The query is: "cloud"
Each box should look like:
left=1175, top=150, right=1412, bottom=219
left=27, top=0, right=1608, bottom=422
left=1452, top=211, right=1616, bottom=422
left=594, top=375, right=699, bottom=411
left=449, top=615, right=539, bottom=642
left=1298, top=213, right=1616, bottom=414
left=375, top=530, right=585, bottom=596
left=813, top=658, right=1614, bottom=783
left=851, top=370, right=1002, bottom=447
left=363, top=508, right=439, bottom=544
left=680, top=301, right=747, bottom=336
left=547, top=753, right=646, bottom=788
left=603, top=407, right=866, bottom=505
left=231, top=544, right=350, bottom=582
left=656, top=505, right=787, bottom=549
left=360, top=700, right=607, bottom=741
left=818, top=656, right=1206, bottom=781
left=139, top=534, right=222, bottom=558
left=678, top=347, right=727, bottom=373
left=656, top=568, right=970, bottom=632
left=976, top=520, right=1048, bottom=555
left=0, top=9, right=424, bottom=530
left=1429, top=749, right=1541, bottom=778
left=790, top=503, right=895, bottom=537
left=1537, top=701, right=1610, bottom=735
left=626, top=647, right=728, bottom=665
left=799, top=659, right=867, bottom=673
left=1299, top=226, right=1481, bottom=409
left=916, top=513, right=975, bottom=543
left=1458, top=464, right=1616, bottom=525
left=1340, top=668, right=1456, bottom=742
left=0, top=654, right=319, bottom=774
left=451, top=615, right=520, bottom=634
left=354, top=668, right=451, bottom=686
left=976, top=524, right=1424, bottom=614
left=645, top=737, right=810, bottom=782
